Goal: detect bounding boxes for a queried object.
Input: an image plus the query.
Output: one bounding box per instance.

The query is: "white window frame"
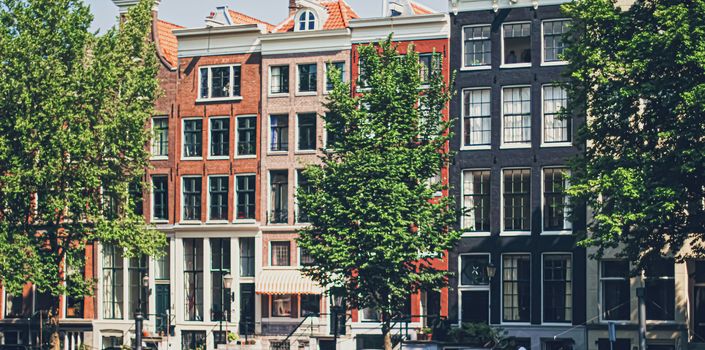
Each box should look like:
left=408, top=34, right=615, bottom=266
left=598, top=259, right=632, bottom=323
left=267, top=169, right=290, bottom=224
left=541, top=252, right=573, bottom=325
left=269, top=65, right=290, bottom=97
left=541, top=19, right=571, bottom=66
left=457, top=253, right=492, bottom=325
left=150, top=174, right=169, bottom=224
left=461, top=87, right=492, bottom=151
left=269, top=240, right=292, bottom=267
left=235, top=115, right=258, bottom=159
left=234, top=173, right=257, bottom=224
left=500, top=253, right=531, bottom=325
left=268, top=114, right=290, bottom=154
left=541, top=84, right=572, bottom=147
left=207, top=116, right=231, bottom=160
left=151, top=116, right=169, bottom=160
left=500, top=85, right=532, bottom=149
left=500, top=167, right=532, bottom=236
left=206, top=175, right=229, bottom=224
left=295, top=113, right=317, bottom=153
left=295, top=9, right=318, bottom=32
left=296, top=63, right=318, bottom=95
left=197, top=64, right=243, bottom=102
left=500, top=21, right=532, bottom=69
left=461, top=24, right=492, bottom=71
left=181, top=175, right=203, bottom=223
left=541, top=167, right=572, bottom=235
left=181, top=117, right=204, bottom=160
left=461, top=168, right=492, bottom=237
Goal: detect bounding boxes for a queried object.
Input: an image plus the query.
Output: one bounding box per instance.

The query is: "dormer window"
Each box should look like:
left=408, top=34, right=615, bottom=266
left=297, top=10, right=316, bottom=31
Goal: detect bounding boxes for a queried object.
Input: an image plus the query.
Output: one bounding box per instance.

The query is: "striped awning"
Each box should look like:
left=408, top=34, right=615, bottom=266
left=256, top=269, right=323, bottom=295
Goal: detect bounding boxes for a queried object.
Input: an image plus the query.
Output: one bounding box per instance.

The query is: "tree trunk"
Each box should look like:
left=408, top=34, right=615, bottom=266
left=49, top=301, right=61, bottom=350
left=382, top=318, right=393, bottom=350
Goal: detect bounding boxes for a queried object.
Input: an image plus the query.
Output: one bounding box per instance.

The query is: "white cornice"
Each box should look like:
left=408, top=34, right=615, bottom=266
left=260, top=28, right=352, bottom=55
left=350, top=13, right=450, bottom=43
left=452, top=0, right=571, bottom=13
left=175, top=24, right=264, bottom=57
left=112, top=0, right=160, bottom=14
left=348, top=13, right=448, bottom=28
left=173, top=24, right=264, bottom=38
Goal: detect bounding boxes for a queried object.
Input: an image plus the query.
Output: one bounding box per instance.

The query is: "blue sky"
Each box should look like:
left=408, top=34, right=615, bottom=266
left=86, top=0, right=449, bottom=33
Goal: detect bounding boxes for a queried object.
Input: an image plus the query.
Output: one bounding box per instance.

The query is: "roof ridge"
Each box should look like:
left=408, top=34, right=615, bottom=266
left=156, top=18, right=184, bottom=28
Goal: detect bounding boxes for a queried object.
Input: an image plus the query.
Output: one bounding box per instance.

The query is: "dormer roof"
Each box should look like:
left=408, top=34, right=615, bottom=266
left=272, top=0, right=359, bottom=33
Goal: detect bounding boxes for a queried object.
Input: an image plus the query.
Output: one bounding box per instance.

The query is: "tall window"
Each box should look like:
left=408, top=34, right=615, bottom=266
left=503, top=87, right=531, bottom=145
left=543, top=254, right=572, bottom=323
left=102, top=244, right=123, bottom=319
left=239, top=237, right=255, bottom=277
left=503, top=23, right=531, bottom=65
left=270, top=65, right=289, bottom=94
left=152, top=117, right=168, bottom=157
left=297, top=113, right=317, bottom=151
left=503, top=169, right=531, bottom=232
left=543, top=85, right=570, bottom=143
left=463, top=170, right=490, bottom=232
left=152, top=175, right=168, bottom=221
left=211, top=238, right=231, bottom=322
left=183, top=119, right=203, bottom=158
left=66, top=264, right=85, bottom=318
left=459, top=254, right=490, bottom=323
left=503, top=254, right=531, bottom=322
left=419, top=53, right=441, bottom=84
left=644, top=261, right=675, bottom=320
left=199, top=65, right=241, bottom=100
left=298, top=64, right=317, bottom=93
left=209, top=176, right=228, bottom=221
left=236, top=175, right=256, bottom=220
left=297, top=10, right=316, bottom=31
left=326, top=62, right=345, bottom=91
left=181, top=331, right=206, bottom=350
left=464, top=26, right=491, bottom=67
left=128, top=255, right=148, bottom=320
left=184, top=239, right=204, bottom=321
left=182, top=177, right=202, bottom=221
left=210, top=118, right=229, bottom=157
left=270, top=115, right=289, bottom=152
left=237, top=116, right=256, bottom=156
left=600, top=260, right=630, bottom=320
left=544, top=168, right=571, bottom=232
left=270, top=171, right=288, bottom=224
left=4, top=293, right=25, bottom=318
left=543, top=20, right=570, bottom=62
left=271, top=241, right=291, bottom=267
left=463, top=89, right=491, bottom=146
left=297, top=170, right=312, bottom=223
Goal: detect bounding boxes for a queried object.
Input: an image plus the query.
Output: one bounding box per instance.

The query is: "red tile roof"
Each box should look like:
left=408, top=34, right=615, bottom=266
left=409, top=1, right=435, bottom=15
left=155, top=19, right=182, bottom=68
left=228, top=9, right=275, bottom=32
left=273, top=0, right=359, bottom=33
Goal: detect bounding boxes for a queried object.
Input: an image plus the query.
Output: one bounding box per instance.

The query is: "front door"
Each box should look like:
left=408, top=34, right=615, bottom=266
left=155, top=284, right=170, bottom=335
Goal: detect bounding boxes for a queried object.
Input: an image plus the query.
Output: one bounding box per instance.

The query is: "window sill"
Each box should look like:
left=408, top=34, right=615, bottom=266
left=196, top=96, right=243, bottom=103
left=207, top=220, right=229, bottom=224
left=151, top=219, right=169, bottom=224
left=460, top=145, right=491, bottom=151
left=541, top=322, right=573, bottom=326
left=500, top=63, right=532, bottom=69
left=541, top=230, right=573, bottom=236
left=499, top=144, right=531, bottom=150
left=500, top=321, right=532, bottom=326
left=541, top=142, right=572, bottom=148
left=295, top=150, right=317, bottom=155
left=461, top=65, right=491, bottom=71
left=296, top=91, right=318, bottom=96
left=234, top=219, right=257, bottom=224
left=207, top=156, right=230, bottom=160
left=235, top=154, right=257, bottom=159
left=181, top=156, right=203, bottom=161
left=461, top=232, right=491, bottom=237
left=269, top=92, right=290, bottom=98
left=500, top=231, right=531, bottom=236
left=267, top=151, right=289, bottom=156
left=150, top=156, right=168, bottom=161
left=180, top=220, right=202, bottom=225
left=541, top=61, right=568, bottom=67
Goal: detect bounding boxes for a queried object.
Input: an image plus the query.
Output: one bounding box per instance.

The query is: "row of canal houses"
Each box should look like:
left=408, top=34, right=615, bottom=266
left=1, top=1, right=704, bottom=350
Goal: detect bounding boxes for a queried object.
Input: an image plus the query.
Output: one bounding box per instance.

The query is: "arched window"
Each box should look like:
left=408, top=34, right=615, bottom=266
left=297, top=10, right=316, bottom=31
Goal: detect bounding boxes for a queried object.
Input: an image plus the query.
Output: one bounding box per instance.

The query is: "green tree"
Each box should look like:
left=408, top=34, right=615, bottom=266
left=0, top=0, right=165, bottom=346
left=296, top=37, right=459, bottom=350
left=563, top=0, right=705, bottom=268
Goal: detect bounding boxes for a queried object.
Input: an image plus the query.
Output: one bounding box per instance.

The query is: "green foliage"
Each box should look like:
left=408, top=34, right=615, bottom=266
left=296, top=36, right=459, bottom=340
left=447, top=322, right=506, bottom=348
left=562, top=0, right=705, bottom=268
left=0, top=0, right=165, bottom=301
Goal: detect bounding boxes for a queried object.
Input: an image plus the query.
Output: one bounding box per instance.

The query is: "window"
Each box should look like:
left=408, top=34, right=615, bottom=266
left=211, top=238, right=231, bottom=322
left=271, top=241, right=291, bottom=267
left=270, top=171, right=288, bottom=224
left=210, top=118, right=229, bottom=157
left=325, top=113, right=340, bottom=149
left=503, top=23, right=531, bottom=65
left=66, top=265, right=84, bottom=318
left=183, top=119, right=203, bottom=158
left=464, top=26, right=491, bottom=67
left=270, top=115, right=289, bottom=152
left=297, top=113, right=317, bottom=151
left=419, top=53, right=441, bottom=84
left=503, top=169, right=531, bottom=232
left=460, top=255, right=490, bottom=286
left=4, top=293, right=26, bottom=318
left=462, top=170, right=491, bottom=232
left=297, top=170, right=312, bottom=223
left=236, top=175, right=256, bottom=220
left=543, top=20, right=570, bottom=63
left=181, top=331, right=206, bottom=350
left=543, top=85, right=570, bottom=143
left=182, top=177, right=202, bottom=221
left=600, top=260, right=630, bottom=320
left=271, top=65, right=290, bottom=94
left=503, top=254, right=531, bottom=322
left=300, top=248, right=314, bottom=266
left=326, top=62, right=345, bottom=91
left=543, top=339, right=575, bottom=350
left=199, top=65, right=241, bottom=100
left=597, top=339, right=631, bottom=350
left=152, top=176, right=168, bottom=221
left=240, top=238, right=255, bottom=277
left=463, top=89, right=491, bottom=146
left=152, top=117, right=168, bottom=157
left=544, top=168, right=571, bottom=232
left=237, top=116, right=257, bottom=156
left=102, top=244, right=123, bottom=319
left=184, top=239, right=204, bottom=321
left=297, top=10, right=317, bottom=31
left=298, top=64, right=317, bottom=93
left=301, top=295, right=321, bottom=317
left=128, top=255, right=148, bottom=320
left=102, top=336, right=123, bottom=350
left=503, top=87, right=531, bottom=145
left=543, top=254, right=572, bottom=323
left=209, top=176, right=228, bottom=221
left=272, top=295, right=292, bottom=317
left=361, top=307, right=381, bottom=322
left=644, top=260, right=675, bottom=320
left=461, top=290, right=489, bottom=323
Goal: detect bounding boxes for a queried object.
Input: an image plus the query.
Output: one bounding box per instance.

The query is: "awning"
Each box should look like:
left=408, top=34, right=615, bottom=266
left=256, top=269, right=324, bottom=295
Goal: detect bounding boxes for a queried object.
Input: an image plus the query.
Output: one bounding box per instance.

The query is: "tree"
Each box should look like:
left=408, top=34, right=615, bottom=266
left=562, top=0, right=705, bottom=269
left=296, top=37, right=459, bottom=350
left=0, top=0, right=165, bottom=347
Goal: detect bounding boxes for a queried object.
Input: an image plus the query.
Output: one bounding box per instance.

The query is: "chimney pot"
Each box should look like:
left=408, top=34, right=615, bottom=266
left=289, top=0, right=298, bottom=16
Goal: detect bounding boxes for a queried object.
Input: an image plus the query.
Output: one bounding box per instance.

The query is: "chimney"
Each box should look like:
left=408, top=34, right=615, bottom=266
left=289, top=0, right=298, bottom=16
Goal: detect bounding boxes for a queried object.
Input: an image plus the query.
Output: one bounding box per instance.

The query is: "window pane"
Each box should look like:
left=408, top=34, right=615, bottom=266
left=210, top=118, right=230, bottom=157
left=298, top=64, right=317, bottom=92
left=461, top=290, right=489, bottom=323
left=297, top=170, right=313, bottom=223
left=270, top=115, right=289, bottom=152
left=232, top=66, right=241, bottom=96
left=102, top=244, right=123, bottom=319
left=460, top=255, right=490, bottom=285
left=601, top=261, right=630, bottom=320
left=211, top=67, right=230, bottom=98
left=464, top=26, right=491, bottom=67
left=183, top=119, right=203, bottom=157
left=270, top=171, right=289, bottom=224
left=543, top=85, right=570, bottom=143
left=199, top=68, right=208, bottom=99
left=503, top=254, right=531, bottom=322
left=211, top=238, right=231, bottom=322
left=152, top=117, right=169, bottom=156
left=240, top=237, right=255, bottom=277
left=326, top=62, right=345, bottom=91
left=128, top=255, right=148, bottom=320
left=543, top=20, right=570, bottom=62
left=209, top=176, right=228, bottom=221
left=183, top=177, right=202, bottom=221
left=152, top=175, right=168, bottom=221
left=271, top=241, right=291, bottom=267
left=463, top=89, right=491, bottom=146
left=301, top=295, right=321, bottom=317
left=503, top=169, right=531, bottom=231
left=645, top=260, right=675, bottom=320
left=463, top=170, right=490, bottom=231
left=272, top=295, right=292, bottom=317
left=297, top=114, right=317, bottom=151
left=237, top=116, right=257, bottom=156
left=184, top=239, right=204, bottom=321
left=181, top=331, right=206, bottom=350
left=236, top=175, right=256, bottom=220
left=504, top=23, right=532, bottom=64
left=543, top=168, right=571, bottom=231
left=503, top=87, right=531, bottom=144
left=271, top=65, right=289, bottom=94
left=543, top=254, right=572, bottom=323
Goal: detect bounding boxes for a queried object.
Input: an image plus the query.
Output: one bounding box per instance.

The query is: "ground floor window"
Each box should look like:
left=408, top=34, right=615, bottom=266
left=542, top=338, right=574, bottom=350
left=181, top=331, right=206, bottom=350
left=102, top=336, right=123, bottom=350
left=597, top=339, right=630, bottom=350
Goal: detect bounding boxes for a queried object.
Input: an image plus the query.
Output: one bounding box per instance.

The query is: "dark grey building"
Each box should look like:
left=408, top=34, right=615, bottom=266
left=447, top=0, right=586, bottom=348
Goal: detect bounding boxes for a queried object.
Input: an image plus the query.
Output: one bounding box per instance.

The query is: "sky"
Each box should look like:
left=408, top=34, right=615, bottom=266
left=86, top=0, right=449, bottom=33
